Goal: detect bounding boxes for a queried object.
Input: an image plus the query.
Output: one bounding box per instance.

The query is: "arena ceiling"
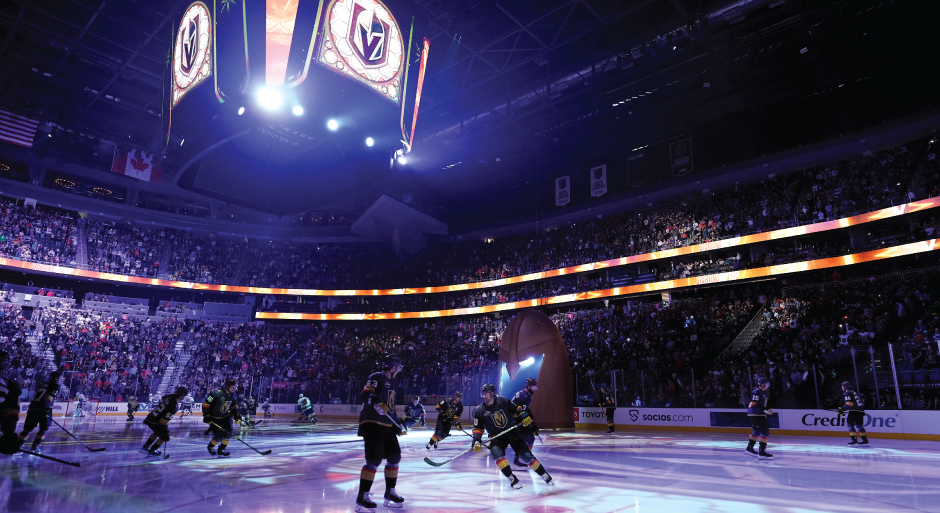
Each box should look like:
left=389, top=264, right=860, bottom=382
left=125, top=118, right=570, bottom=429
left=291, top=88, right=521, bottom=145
left=0, top=0, right=936, bottom=225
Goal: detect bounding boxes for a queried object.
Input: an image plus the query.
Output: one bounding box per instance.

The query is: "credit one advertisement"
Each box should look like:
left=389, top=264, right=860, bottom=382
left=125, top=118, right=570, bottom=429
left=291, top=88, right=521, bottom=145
left=573, top=407, right=937, bottom=437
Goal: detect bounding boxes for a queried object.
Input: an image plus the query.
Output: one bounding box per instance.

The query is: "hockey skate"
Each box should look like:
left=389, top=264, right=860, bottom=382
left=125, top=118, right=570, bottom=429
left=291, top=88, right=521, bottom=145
left=217, top=448, right=231, bottom=457
left=758, top=450, right=773, bottom=460
left=383, top=488, right=404, bottom=508
left=848, top=438, right=859, bottom=446
left=857, top=438, right=870, bottom=447
left=207, top=443, right=217, bottom=456
left=425, top=440, right=438, bottom=450
left=744, top=447, right=758, bottom=457
left=507, top=473, right=523, bottom=489
left=541, top=473, right=555, bottom=486
left=355, top=491, right=377, bottom=512
left=145, top=448, right=162, bottom=457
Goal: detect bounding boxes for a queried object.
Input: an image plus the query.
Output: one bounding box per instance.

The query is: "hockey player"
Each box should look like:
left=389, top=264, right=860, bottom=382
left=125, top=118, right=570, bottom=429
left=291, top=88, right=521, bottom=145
left=511, top=378, right=538, bottom=467
left=745, top=377, right=774, bottom=460
left=202, top=379, right=242, bottom=457
left=18, top=368, right=63, bottom=454
left=426, top=392, right=463, bottom=449
left=0, top=351, right=23, bottom=457
left=471, top=383, right=554, bottom=489
left=403, top=396, right=426, bottom=429
left=296, top=393, right=317, bottom=423
left=127, top=396, right=140, bottom=421
left=355, top=355, right=406, bottom=512
left=179, top=393, right=195, bottom=417
left=73, top=392, right=87, bottom=417
left=141, top=387, right=188, bottom=457
left=262, top=398, right=273, bottom=418
left=595, top=383, right=616, bottom=433
left=838, top=381, right=869, bottom=447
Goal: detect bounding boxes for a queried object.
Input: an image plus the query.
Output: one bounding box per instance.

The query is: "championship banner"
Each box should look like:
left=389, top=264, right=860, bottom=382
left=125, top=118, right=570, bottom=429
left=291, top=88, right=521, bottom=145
left=590, top=165, right=607, bottom=197
left=555, top=175, right=570, bottom=206
left=670, top=138, right=693, bottom=176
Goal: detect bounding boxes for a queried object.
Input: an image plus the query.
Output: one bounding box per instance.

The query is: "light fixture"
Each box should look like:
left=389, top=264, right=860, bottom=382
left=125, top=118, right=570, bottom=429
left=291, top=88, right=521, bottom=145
left=257, top=87, right=284, bottom=111
left=237, top=106, right=245, bottom=115
left=292, top=105, right=304, bottom=116
left=327, top=119, right=339, bottom=131
left=366, top=137, right=374, bottom=147
left=180, top=137, right=185, bottom=147
left=397, top=156, right=407, bottom=165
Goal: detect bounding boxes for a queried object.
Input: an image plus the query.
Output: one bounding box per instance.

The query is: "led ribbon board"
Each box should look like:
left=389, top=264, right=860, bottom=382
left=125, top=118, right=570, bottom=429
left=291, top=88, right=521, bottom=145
left=255, top=238, right=940, bottom=320
left=172, top=2, right=213, bottom=108
left=318, top=0, right=404, bottom=103
left=0, top=197, right=936, bottom=296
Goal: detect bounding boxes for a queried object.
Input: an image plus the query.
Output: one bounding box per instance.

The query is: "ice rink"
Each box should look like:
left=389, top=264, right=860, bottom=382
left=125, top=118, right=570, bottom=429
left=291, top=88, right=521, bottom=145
left=0, top=415, right=937, bottom=512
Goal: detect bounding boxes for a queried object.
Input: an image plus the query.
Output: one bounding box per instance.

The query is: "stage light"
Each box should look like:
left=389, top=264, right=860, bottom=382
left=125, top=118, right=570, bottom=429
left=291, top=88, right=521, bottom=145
left=257, top=87, right=284, bottom=111
left=366, top=137, right=374, bottom=147
left=237, top=106, right=245, bottom=115
left=397, top=156, right=407, bottom=165
left=327, top=119, right=339, bottom=131
left=292, top=105, right=304, bottom=116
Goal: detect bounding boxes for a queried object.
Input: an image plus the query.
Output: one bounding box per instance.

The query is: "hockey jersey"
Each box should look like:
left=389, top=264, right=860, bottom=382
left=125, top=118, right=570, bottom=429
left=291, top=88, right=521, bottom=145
left=511, top=389, right=533, bottom=410
left=404, top=402, right=425, bottom=419
left=842, top=389, right=864, bottom=412
left=27, top=380, right=59, bottom=415
left=358, top=371, right=401, bottom=428
left=747, top=387, right=770, bottom=416
left=472, top=397, right=525, bottom=438
left=436, top=398, right=463, bottom=423
left=203, top=389, right=239, bottom=420
left=145, top=394, right=180, bottom=424
left=595, top=391, right=615, bottom=408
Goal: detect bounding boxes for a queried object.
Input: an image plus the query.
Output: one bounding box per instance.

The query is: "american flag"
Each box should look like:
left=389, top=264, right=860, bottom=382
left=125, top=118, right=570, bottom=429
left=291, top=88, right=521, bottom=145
left=0, top=109, right=40, bottom=148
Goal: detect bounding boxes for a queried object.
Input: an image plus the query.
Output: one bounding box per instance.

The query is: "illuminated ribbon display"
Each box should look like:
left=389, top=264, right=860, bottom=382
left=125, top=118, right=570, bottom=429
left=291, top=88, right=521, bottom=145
left=255, top=239, right=940, bottom=320
left=0, top=197, right=935, bottom=296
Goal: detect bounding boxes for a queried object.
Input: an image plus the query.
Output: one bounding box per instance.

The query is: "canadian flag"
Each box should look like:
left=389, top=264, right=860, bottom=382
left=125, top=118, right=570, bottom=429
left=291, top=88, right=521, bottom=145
left=112, top=147, right=163, bottom=183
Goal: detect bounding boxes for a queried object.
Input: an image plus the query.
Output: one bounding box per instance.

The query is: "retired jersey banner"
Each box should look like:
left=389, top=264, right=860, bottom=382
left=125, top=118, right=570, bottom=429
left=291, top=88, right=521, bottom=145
left=670, top=138, right=693, bottom=176
left=590, top=165, right=607, bottom=197
left=555, top=175, right=571, bottom=206
left=112, top=148, right=163, bottom=183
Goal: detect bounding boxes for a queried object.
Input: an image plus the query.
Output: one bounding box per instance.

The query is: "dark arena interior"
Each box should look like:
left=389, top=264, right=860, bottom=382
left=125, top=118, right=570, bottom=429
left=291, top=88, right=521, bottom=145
left=0, top=0, right=939, bottom=511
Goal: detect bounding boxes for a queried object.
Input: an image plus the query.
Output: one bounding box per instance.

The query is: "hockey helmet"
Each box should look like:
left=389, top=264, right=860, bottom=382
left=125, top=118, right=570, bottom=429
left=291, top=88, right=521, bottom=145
left=224, top=378, right=237, bottom=389
left=756, top=377, right=770, bottom=386
left=525, top=378, right=538, bottom=390
left=384, top=355, right=403, bottom=372
left=481, top=383, right=497, bottom=396
left=454, top=391, right=463, bottom=399
left=413, top=395, right=420, bottom=402
left=299, top=393, right=304, bottom=399
left=841, top=381, right=852, bottom=390
left=597, top=383, right=607, bottom=390
left=175, top=386, right=188, bottom=397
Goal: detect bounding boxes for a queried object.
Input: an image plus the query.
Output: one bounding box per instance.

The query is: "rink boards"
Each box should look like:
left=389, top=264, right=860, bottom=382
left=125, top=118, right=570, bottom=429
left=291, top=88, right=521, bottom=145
left=47, top=401, right=939, bottom=440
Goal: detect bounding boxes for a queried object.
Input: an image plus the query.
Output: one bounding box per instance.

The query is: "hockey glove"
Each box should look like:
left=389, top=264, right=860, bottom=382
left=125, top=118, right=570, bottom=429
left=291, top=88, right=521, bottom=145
left=517, top=411, right=534, bottom=427
left=374, top=402, right=390, bottom=415
left=836, top=407, right=844, bottom=415
left=764, top=409, right=773, bottom=416
left=203, top=415, right=211, bottom=424
left=471, top=440, right=483, bottom=453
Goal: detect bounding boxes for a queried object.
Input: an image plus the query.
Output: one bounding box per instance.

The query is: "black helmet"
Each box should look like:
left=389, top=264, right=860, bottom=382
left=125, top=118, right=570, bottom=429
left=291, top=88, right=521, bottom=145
left=454, top=391, right=463, bottom=398
left=597, top=383, right=607, bottom=390
left=756, top=377, right=770, bottom=386
left=525, top=378, right=538, bottom=388
left=841, top=381, right=852, bottom=389
left=481, top=383, right=497, bottom=395
left=224, top=378, right=236, bottom=388
left=413, top=395, right=420, bottom=401
left=175, top=387, right=188, bottom=397
left=384, top=355, right=403, bottom=372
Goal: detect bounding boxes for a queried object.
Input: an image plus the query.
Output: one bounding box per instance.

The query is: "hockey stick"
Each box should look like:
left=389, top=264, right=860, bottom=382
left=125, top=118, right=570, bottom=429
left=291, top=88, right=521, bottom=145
left=209, top=421, right=272, bottom=455
left=163, top=439, right=170, bottom=460
left=18, top=448, right=81, bottom=467
left=51, top=418, right=106, bottom=452
left=424, top=424, right=520, bottom=467
left=383, top=412, right=407, bottom=434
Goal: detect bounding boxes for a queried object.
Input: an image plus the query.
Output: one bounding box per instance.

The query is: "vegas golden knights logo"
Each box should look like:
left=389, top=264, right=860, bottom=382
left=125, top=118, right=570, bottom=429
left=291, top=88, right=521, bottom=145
left=491, top=410, right=508, bottom=428
left=221, top=401, right=231, bottom=413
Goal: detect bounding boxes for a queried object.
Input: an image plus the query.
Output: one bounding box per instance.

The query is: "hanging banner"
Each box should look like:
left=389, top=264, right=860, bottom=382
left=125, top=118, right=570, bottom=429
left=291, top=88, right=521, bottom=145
left=590, top=164, right=607, bottom=197
left=670, top=138, right=693, bottom=176
left=555, top=175, right=570, bottom=207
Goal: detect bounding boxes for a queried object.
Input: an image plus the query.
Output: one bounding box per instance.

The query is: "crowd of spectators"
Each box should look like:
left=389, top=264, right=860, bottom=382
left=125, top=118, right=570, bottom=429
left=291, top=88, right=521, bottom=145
left=168, top=231, right=243, bottom=283
left=85, top=220, right=163, bottom=277
left=0, top=199, right=77, bottom=265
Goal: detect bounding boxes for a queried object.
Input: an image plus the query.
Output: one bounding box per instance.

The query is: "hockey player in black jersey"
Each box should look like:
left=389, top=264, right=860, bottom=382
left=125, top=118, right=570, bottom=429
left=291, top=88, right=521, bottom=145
left=426, top=391, right=463, bottom=449
left=745, top=377, right=774, bottom=460
left=0, top=351, right=23, bottom=456
left=127, top=396, right=140, bottom=421
left=595, top=383, right=616, bottom=433
left=355, top=355, right=406, bottom=512
left=403, top=396, right=426, bottom=429
left=838, top=381, right=869, bottom=446
left=511, top=378, right=538, bottom=467
left=471, top=383, right=554, bottom=490
left=18, top=367, right=63, bottom=454
left=141, top=387, right=188, bottom=457
left=203, top=379, right=241, bottom=457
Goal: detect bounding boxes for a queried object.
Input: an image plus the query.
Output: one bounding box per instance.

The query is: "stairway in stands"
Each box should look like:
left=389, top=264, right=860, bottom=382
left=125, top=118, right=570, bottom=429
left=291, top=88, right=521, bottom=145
left=154, top=332, right=194, bottom=397
left=25, top=316, right=57, bottom=373
left=75, top=219, right=89, bottom=267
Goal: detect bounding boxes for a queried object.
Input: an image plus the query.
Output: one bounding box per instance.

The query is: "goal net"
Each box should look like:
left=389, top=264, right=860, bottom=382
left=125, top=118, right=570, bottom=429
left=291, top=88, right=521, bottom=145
left=64, top=398, right=100, bottom=422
